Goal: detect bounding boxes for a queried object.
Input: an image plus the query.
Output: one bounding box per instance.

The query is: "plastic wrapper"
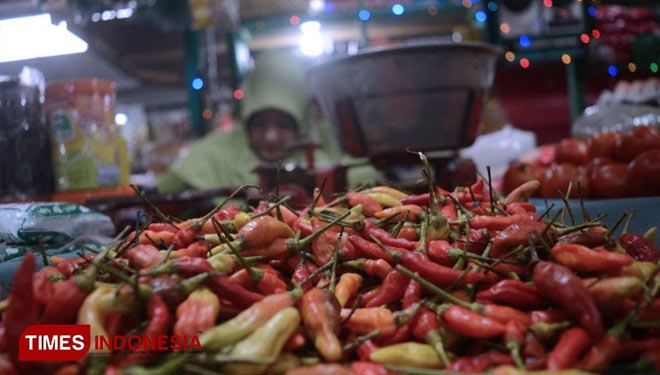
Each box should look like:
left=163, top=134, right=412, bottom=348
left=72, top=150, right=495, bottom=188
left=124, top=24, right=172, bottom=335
left=0, top=202, right=114, bottom=297
left=572, top=78, right=660, bottom=138
left=0, top=202, right=114, bottom=246
left=460, top=125, right=537, bottom=182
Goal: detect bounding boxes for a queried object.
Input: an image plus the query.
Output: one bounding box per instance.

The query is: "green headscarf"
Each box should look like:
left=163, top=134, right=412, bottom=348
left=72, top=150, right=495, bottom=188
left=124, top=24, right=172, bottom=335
left=158, top=50, right=376, bottom=193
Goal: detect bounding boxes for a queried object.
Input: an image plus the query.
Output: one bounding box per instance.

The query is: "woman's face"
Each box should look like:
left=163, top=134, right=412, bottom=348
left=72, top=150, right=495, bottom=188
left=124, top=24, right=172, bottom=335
left=247, top=109, right=299, bottom=161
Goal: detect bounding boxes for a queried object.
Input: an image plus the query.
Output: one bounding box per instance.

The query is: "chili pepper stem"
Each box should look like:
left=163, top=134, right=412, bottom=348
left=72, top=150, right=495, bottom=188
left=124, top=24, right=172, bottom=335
left=195, top=184, right=259, bottom=230
left=607, top=212, right=629, bottom=238
left=213, top=217, right=262, bottom=283
left=329, top=229, right=343, bottom=293
left=375, top=211, right=402, bottom=225
left=556, top=181, right=577, bottom=226
left=300, top=261, right=333, bottom=286
left=38, top=235, right=49, bottom=266
left=307, top=179, right=328, bottom=218
left=577, top=181, right=591, bottom=223
left=181, top=273, right=211, bottom=295
left=537, top=203, right=556, bottom=222
left=390, top=219, right=406, bottom=237
left=393, top=300, right=424, bottom=326
left=622, top=210, right=635, bottom=235
left=296, top=211, right=351, bottom=250
left=396, top=265, right=477, bottom=311
left=506, top=339, right=526, bottom=370
left=131, top=184, right=179, bottom=230
left=342, top=329, right=380, bottom=352
left=250, top=196, right=292, bottom=219
left=341, top=294, right=362, bottom=324
left=415, top=212, right=429, bottom=253
left=426, top=330, right=451, bottom=367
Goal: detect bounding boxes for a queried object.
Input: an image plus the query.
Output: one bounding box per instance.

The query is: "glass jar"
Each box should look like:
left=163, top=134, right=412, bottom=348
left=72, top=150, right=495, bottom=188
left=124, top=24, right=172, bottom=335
left=46, top=79, right=129, bottom=191
left=0, top=67, right=53, bottom=200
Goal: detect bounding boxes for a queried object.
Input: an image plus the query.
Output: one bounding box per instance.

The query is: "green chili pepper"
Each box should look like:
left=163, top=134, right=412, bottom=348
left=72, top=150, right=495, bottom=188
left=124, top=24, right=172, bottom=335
left=223, top=307, right=301, bottom=375
left=370, top=342, right=443, bottom=368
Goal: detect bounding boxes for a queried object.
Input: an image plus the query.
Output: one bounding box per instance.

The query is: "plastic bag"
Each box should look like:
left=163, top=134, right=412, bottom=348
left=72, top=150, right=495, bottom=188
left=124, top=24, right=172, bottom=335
left=0, top=202, right=114, bottom=245
left=460, top=125, right=537, bottom=181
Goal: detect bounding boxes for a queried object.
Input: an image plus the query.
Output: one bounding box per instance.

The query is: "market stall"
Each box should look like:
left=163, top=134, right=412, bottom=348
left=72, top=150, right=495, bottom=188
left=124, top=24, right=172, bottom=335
left=0, top=0, right=659, bottom=374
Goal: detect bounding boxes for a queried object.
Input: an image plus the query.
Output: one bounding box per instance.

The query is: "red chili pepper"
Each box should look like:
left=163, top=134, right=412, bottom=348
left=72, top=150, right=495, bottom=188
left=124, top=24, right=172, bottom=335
left=618, top=338, right=660, bottom=361
left=531, top=309, right=570, bottom=324
left=523, top=331, right=546, bottom=370
left=284, top=329, right=307, bottom=350
left=491, top=221, right=549, bottom=258
left=448, top=351, right=514, bottom=373
left=469, top=214, right=534, bottom=231
left=356, top=337, right=380, bottom=361
left=400, top=193, right=430, bottom=206
left=399, top=252, right=485, bottom=287
left=442, top=305, right=506, bottom=338
left=171, top=240, right=209, bottom=258
left=312, top=222, right=348, bottom=266
left=377, top=322, right=412, bottom=346
left=374, top=205, right=422, bottom=222
left=363, top=221, right=417, bottom=251
left=396, top=227, right=418, bottom=241
left=347, top=192, right=383, bottom=217
left=533, top=261, right=604, bottom=339
left=556, top=226, right=609, bottom=248
left=156, top=256, right=214, bottom=276
left=237, top=215, right=295, bottom=249
left=506, top=202, right=536, bottom=215
left=39, top=277, right=89, bottom=324
left=551, top=244, right=632, bottom=272
left=411, top=307, right=439, bottom=341
left=547, top=327, right=590, bottom=370
left=403, top=279, right=422, bottom=309
left=124, top=244, right=164, bottom=269
left=51, top=255, right=94, bottom=277
left=148, top=223, right=178, bottom=234
left=32, top=266, right=62, bottom=306
left=343, top=258, right=394, bottom=279
left=481, top=304, right=532, bottom=326
left=476, top=280, right=547, bottom=310
left=366, top=270, right=409, bottom=307
left=576, top=334, right=620, bottom=371
left=350, top=362, right=396, bottom=375
left=120, top=294, right=172, bottom=365
left=230, top=266, right=287, bottom=295
left=619, top=233, right=660, bottom=262
left=273, top=205, right=299, bottom=226
left=301, top=288, right=343, bottom=362
left=349, top=235, right=401, bottom=263
left=5, top=253, right=40, bottom=372
left=139, top=230, right=176, bottom=247
left=455, top=229, right=490, bottom=254
left=427, top=240, right=454, bottom=266
left=440, top=203, right=458, bottom=221
left=205, top=274, right=264, bottom=308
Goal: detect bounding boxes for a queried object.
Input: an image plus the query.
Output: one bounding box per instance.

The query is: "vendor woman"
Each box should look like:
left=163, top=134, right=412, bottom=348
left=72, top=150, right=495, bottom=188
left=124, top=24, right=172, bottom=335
left=158, top=50, right=375, bottom=192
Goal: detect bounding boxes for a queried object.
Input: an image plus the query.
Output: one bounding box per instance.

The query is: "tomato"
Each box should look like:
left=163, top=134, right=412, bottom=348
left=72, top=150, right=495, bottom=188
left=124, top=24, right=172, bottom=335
left=614, top=126, right=660, bottom=162
left=590, top=163, right=629, bottom=199
left=588, top=131, right=620, bottom=158
left=540, top=164, right=591, bottom=199
left=627, top=149, right=660, bottom=197
left=503, top=162, right=543, bottom=194
left=586, top=157, right=615, bottom=179
left=555, top=139, right=590, bottom=165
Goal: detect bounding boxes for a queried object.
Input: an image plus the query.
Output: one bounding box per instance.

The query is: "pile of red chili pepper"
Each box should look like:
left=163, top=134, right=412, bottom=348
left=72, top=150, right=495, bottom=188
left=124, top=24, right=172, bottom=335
left=1, top=158, right=659, bottom=375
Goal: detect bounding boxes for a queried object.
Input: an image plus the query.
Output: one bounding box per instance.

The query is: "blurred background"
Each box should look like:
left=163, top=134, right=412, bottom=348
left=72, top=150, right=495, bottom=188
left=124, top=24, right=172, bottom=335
left=1, top=0, right=659, bottom=221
